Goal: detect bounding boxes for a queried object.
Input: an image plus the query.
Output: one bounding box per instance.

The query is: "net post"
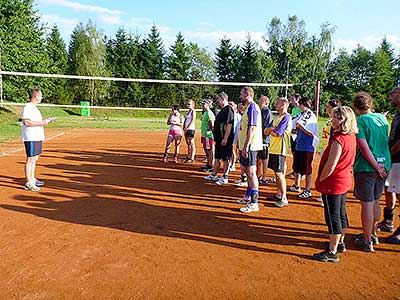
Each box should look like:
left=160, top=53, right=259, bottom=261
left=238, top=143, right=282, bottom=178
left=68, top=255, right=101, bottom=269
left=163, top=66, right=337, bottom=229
left=315, top=80, right=321, bottom=118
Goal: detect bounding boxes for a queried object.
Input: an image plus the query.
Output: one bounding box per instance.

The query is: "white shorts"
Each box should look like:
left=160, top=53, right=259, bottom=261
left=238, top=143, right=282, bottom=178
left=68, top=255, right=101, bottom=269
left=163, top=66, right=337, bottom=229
left=386, top=163, right=400, bottom=194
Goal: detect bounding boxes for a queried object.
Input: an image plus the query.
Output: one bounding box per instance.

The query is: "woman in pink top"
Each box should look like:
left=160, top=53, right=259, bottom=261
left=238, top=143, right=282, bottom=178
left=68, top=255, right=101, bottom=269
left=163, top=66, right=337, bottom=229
left=162, top=105, right=184, bottom=163
left=313, top=106, right=358, bottom=263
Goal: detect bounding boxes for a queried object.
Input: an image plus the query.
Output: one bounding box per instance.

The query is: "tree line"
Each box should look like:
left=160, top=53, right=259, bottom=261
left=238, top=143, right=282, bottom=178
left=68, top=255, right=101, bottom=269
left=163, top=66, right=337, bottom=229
left=0, top=0, right=399, bottom=114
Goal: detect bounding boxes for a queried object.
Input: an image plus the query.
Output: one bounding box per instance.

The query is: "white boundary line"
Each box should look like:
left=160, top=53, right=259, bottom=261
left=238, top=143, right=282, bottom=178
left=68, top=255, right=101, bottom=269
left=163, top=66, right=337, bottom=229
left=0, top=132, right=65, bottom=157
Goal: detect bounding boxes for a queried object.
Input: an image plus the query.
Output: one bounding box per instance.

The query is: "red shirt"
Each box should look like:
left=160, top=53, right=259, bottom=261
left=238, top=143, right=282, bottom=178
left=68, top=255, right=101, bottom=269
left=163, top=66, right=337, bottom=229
left=315, top=132, right=356, bottom=195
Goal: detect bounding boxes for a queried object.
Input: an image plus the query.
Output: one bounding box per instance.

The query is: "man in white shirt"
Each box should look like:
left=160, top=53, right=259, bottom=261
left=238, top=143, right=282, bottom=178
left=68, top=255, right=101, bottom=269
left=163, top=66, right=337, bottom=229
left=22, top=89, right=55, bottom=191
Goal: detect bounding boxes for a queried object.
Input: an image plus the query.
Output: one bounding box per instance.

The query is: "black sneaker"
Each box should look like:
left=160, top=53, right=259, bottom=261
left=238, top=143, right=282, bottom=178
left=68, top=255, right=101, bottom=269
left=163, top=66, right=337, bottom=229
left=387, top=227, right=400, bottom=244
left=312, top=249, right=339, bottom=263
left=354, top=233, right=379, bottom=245
left=354, top=235, right=374, bottom=252
left=377, top=220, right=395, bottom=233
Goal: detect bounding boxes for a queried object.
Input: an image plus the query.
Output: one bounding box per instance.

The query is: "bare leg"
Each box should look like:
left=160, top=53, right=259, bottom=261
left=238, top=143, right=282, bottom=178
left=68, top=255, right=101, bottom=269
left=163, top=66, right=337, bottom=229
left=329, top=234, right=341, bottom=253
left=275, top=172, right=286, bottom=199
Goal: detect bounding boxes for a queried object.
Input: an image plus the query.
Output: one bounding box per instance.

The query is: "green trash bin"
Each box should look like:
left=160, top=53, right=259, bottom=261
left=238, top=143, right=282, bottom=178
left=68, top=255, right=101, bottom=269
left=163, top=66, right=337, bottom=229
left=80, top=101, right=90, bottom=117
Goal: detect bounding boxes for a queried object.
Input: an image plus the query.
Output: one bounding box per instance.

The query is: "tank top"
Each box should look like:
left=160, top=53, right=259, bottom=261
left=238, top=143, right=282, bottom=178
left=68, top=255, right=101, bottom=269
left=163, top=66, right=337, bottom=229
left=184, top=109, right=195, bottom=130
left=169, top=113, right=182, bottom=131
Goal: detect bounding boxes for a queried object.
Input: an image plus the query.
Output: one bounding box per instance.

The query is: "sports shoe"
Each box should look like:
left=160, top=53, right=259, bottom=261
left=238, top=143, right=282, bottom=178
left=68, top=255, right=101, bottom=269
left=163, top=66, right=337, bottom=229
left=387, top=227, right=400, bottom=244
left=377, top=220, right=395, bottom=233
left=274, top=199, right=288, bottom=208
left=240, top=202, right=259, bottom=213
left=34, top=179, right=45, bottom=187
left=24, top=182, right=40, bottom=192
left=216, top=176, right=228, bottom=185
left=173, top=156, right=178, bottom=163
left=162, top=156, right=168, bottom=163
left=285, top=171, right=295, bottom=179
left=266, top=194, right=281, bottom=201
left=237, top=196, right=250, bottom=204
left=269, top=177, right=276, bottom=183
left=312, top=249, right=339, bottom=263
left=354, top=233, right=379, bottom=245
left=354, top=235, right=374, bottom=252
left=201, top=165, right=214, bottom=172
left=229, top=165, right=236, bottom=172
left=184, top=158, right=194, bottom=163
left=298, top=189, right=312, bottom=199
left=288, top=185, right=301, bottom=192
left=259, top=179, right=267, bottom=185
left=234, top=178, right=248, bottom=187
left=204, top=174, right=218, bottom=181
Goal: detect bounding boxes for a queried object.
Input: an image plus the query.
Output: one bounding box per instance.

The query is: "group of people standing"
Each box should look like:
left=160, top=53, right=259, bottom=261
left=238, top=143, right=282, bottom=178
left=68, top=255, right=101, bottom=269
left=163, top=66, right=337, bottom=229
left=161, top=86, right=400, bottom=263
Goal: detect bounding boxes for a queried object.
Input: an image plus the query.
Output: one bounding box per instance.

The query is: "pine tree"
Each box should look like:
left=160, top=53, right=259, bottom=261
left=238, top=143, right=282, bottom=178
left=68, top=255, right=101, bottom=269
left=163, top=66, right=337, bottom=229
left=45, top=25, right=71, bottom=103
left=141, top=25, right=165, bottom=79
left=369, top=38, right=396, bottom=112
left=0, top=0, right=50, bottom=102
left=238, top=34, right=258, bottom=82
left=215, top=38, right=239, bottom=82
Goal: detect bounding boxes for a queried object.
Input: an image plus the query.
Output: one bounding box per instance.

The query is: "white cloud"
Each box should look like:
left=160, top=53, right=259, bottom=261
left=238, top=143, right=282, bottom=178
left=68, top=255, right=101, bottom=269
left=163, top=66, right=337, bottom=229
left=39, top=0, right=123, bottom=15
left=99, top=14, right=122, bottom=25
left=41, top=14, right=79, bottom=40
left=335, top=34, right=400, bottom=54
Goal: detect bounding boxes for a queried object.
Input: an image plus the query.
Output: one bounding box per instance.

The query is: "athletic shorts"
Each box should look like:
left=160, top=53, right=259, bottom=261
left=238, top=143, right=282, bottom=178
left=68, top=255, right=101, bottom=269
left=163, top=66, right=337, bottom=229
left=257, top=146, right=269, bottom=160
left=201, top=137, right=214, bottom=151
left=239, top=150, right=258, bottom=167
left=386, top=163, right=400, bottom=194
left=185, top=129, right=195, bottom=138
left=268, top=154, right=286, bottom=173
left=215, top=143, right=233, bottom=161
left=354, top=171, right=386, bottom=202
left=168, top=129, right=182, bottom=138
left=293, top=151, right=314, bottom=175
left=321, top=193, right=349, bottom=235
left=24, top=141, right=42, bottom=157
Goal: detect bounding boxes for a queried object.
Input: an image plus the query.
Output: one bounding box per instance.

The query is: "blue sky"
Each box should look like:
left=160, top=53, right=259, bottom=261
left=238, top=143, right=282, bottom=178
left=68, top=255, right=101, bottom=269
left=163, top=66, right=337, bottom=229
left=36, top=0, right=400, bottom=55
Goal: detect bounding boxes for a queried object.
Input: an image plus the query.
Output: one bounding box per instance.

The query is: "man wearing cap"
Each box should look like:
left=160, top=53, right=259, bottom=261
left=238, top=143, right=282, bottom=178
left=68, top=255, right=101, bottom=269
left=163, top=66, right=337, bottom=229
left=204, top=92, right=235, bottom=185
left=200, top=98, right=215, bottom=172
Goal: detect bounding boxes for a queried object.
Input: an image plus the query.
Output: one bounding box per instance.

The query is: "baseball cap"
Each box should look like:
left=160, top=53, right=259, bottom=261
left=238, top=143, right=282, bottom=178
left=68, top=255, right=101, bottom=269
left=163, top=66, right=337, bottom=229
left=201, top=98, right=212, bottom=106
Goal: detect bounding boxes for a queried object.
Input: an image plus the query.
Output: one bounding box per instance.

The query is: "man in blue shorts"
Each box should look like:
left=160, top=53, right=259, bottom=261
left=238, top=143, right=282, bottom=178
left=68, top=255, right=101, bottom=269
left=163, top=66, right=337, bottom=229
left=22, top=89, right=55, bottom=191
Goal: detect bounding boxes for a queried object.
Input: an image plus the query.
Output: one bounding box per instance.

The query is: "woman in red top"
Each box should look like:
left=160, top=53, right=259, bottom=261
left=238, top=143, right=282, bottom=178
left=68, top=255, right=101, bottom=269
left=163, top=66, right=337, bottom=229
left=313, top=106, right=358, bottom=263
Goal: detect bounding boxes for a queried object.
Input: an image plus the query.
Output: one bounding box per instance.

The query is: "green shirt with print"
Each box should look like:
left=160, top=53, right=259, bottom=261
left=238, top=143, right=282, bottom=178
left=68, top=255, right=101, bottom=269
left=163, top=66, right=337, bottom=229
left=201, top=109, right=215, bottom=139
left=354, top=113, right=391, bottom=172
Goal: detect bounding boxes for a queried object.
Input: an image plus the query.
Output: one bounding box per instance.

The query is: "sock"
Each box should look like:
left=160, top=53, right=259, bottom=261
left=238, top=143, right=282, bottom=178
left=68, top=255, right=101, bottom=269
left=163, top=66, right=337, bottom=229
left=246, top=187, right=252, bottom=198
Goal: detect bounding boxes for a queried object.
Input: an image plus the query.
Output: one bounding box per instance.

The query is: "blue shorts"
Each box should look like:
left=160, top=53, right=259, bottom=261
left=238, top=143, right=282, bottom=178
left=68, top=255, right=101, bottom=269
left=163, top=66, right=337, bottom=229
left=24, top=141, right=42, bottom=157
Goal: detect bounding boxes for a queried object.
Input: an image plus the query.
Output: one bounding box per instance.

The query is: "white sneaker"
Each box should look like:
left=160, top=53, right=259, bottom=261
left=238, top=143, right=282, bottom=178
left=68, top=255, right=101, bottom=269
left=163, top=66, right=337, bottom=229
left=216, top=177, right=228, bottom=185
left=240, top=202, right=259, bottom=213
left=204, top=174, right=219, bottom=181
left=229, top=166, right=236, bottom=172
left=274, top=199, right=288, bottom=208
left=24, top=182, right=40, bottom=192
left=234, top=180, right=248, bottom=187
left=237, top=196, right=250, bottom=204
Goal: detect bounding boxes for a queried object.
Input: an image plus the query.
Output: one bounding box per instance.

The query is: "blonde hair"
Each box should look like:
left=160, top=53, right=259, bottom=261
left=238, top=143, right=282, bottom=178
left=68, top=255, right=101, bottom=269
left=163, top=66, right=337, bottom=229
left=241, top=86, right=254, bottom=97
left=333, top=106, right=358, bottom=134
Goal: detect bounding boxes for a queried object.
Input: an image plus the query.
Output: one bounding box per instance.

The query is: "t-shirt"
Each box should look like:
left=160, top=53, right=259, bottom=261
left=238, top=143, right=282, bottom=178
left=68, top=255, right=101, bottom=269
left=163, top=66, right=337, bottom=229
left=315, top=132, right=357, bottom=195
left=201, top=109, right=215, bottom=138
left=354, top=113, right=391, bottom=172
left=269, top=113, right=292, bottom=156
left=295, top=109, right=319, bottom=152
left=291, top=106, right=301, bottom=118
left=261, top=107, right=273, bottom=145
left=22, top=103, right=45, bottom=141
left=389, top=111, right=400, bottom=163
left=238, top=102, right=263, bottom=152
left=213, top=105, right=234, bottom=143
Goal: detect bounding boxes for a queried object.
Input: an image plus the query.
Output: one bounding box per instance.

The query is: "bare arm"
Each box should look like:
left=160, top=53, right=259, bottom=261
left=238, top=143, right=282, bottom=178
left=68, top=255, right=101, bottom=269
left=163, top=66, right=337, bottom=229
left=296, top=122, right=314, bottom=137
left=319, top=141, right=342, bottom=182
left=23, top=118, right=51, bottom=127
left=221, top=124, right=233, bottom=146
left=357, top=138, right=387, bottom=177
left=241, top=125, right=256, bottom=158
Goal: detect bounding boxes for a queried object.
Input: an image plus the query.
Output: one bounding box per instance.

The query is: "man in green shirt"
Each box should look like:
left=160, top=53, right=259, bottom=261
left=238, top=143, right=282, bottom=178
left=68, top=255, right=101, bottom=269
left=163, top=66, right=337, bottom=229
left=353, top=92, right=391, bottom=252
left=200, top=98, right=215, bottom=172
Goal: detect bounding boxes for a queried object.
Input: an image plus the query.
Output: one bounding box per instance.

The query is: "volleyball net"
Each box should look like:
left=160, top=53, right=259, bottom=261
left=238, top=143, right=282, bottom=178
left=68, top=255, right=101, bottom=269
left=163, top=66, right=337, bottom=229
left=0, top=71, right=296, bottom=110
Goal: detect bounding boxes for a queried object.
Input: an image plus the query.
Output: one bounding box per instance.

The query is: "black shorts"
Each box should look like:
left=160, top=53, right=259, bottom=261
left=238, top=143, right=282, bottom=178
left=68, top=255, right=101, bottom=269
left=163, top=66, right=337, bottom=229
left=239, top=150, right=258, bottom=167
left=257, top=146, right=269, bottom=160
left=268, top=154, right=286, bottom=173
left=322, top=193, right=349, bottom=234
left=24, top=141, right=42, bottom=157
left=215, top=143, right=233, bottom=160
left=290, top=136, right=296, bottom=152
left=354, top=172, right=386, bottom=202
left=185, top=129, right=195, bottom=138
left=293, top=151, right=314, bottom=175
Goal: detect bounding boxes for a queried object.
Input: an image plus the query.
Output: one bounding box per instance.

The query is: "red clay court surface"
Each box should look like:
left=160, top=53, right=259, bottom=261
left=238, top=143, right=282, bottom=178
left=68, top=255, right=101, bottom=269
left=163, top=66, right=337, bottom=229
left=0, top=129, right=399, bottom=300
